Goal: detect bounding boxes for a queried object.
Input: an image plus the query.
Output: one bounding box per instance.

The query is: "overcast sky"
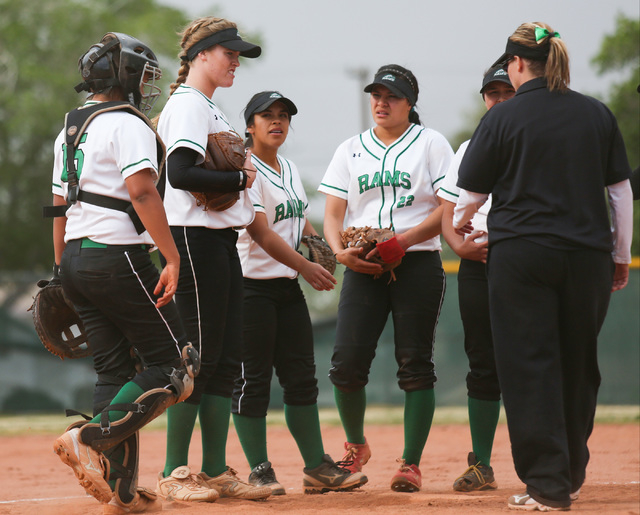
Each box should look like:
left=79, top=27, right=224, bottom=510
left=157, top=0, right=638, bottom=214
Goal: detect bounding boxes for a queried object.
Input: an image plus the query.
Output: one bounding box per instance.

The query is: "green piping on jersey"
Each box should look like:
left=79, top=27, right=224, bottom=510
left=438, top=186, right=459, bottom=199
left=360, top=132, right=382, bottom=160
left=388, top=127, right=423, bottom=228
left=319, top=183, right=347, bottom=194
left=376, top=125, right=420, bottom=228
left=121, top=157, right=157, bottom=174
left=167, top=138, right=205, bottom=155
left=281, top=156, right=305, bottom=249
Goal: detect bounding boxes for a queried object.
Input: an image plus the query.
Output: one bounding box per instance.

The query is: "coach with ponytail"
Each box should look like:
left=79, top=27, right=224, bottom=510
left=454, top=22, right=633, bottom=511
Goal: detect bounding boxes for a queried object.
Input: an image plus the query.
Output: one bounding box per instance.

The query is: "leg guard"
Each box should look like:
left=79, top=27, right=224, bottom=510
left=79, top=343, right=200, bottom=452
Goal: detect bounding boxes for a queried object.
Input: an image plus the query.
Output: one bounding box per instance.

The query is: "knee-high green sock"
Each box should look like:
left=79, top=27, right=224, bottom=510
left=333, top=386, right=366, bottom=444
left=199, top=394, right=231, bottom=477
left=90, top=382, right=144, bottom=424
left=402, top=389, right=435, bottom=466
left=284, top=404, right=325, bottom=469
left=468, top=397, right=500, bottom=466
left=163, top=401, right=199, bottom=477
left=232, top=413, right=267, bottom=469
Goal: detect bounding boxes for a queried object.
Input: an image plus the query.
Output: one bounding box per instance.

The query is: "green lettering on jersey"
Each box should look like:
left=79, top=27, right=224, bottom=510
left=284, top=201, right=293, bottom=220
left=358, top=174, right=369, bottom=194
left=61, top=133, right=88, bottom=182
left=401, top=172, right=411, bottom=189
left=383, top=170, right=401, bottom=186
left=370, top=171, right=382, bottom=189
left=274, top=203, right=285, bottom=223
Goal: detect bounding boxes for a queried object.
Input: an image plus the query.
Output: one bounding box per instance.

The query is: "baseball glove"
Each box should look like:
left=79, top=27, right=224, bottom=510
left=301, top=235, right=336, bottom=275
left=340, top=226, right=402, bottom=280
left=29, top=278, right=90, bottom=359
left=192, top=131, right=245, bottom=212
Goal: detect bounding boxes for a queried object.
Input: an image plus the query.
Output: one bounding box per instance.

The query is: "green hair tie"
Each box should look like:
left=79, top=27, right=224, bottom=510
left=534, top=26, right=560, bottom=42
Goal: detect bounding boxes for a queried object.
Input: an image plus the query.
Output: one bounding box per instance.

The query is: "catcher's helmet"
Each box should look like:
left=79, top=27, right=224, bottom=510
left=75, top=32, right=162, bottom=114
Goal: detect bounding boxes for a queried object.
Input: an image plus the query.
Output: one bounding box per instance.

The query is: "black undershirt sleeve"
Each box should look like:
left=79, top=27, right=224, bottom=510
left=167, top=146, right=247, bottom=192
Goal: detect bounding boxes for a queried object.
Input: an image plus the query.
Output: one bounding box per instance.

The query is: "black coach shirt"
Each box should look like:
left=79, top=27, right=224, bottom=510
left=457, top=77, right=631, bottom=252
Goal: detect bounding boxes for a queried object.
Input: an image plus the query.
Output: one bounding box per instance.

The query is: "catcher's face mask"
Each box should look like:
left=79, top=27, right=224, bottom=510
left=139, top=62, right=162, bottom=115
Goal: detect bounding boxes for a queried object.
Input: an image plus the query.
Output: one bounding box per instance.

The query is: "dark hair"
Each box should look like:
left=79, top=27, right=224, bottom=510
left=243, top=96, right=293, bottom=148
left=374, top=64, right=421, bottom=124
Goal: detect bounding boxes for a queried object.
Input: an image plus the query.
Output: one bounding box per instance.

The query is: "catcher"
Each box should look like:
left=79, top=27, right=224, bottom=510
left=46, top=33, right=199, bottom=514
left=319, top=65, right=453, bottom=493
left=232, top=91, right=366, bottom=496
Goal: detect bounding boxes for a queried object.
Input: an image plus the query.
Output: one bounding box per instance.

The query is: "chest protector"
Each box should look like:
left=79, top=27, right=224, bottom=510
left=44, top=101, right=166, bottom=234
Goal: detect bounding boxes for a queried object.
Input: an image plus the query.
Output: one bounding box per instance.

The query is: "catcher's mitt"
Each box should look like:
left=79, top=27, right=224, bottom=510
left=29, top=278, right=90, bottom=359
left=340, top=226, right=402, bottom=280
left=301, top=235, right=336, bottom=275
left=192, top=131, right=245, bottom=212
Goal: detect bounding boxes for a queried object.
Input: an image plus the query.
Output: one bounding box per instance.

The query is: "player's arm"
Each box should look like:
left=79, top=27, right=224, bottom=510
left=323, top=194, right=383, bottom=275
left=247, top=214, right=336, bottom=290
left=453, top=189, right=489, bottom=232
left=608, top=178, right=633, bottom=292
left=125, top=169, right=180, bottom=307
left=441, top=199, right=488, bottom=263
left=53, top=194, right=67, bottom=266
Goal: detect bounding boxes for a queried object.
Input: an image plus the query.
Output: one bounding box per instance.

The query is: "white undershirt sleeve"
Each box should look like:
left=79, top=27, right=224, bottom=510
left=607, top=179, right=634, bottom=264
left=453, top=189, right=490, bottom=229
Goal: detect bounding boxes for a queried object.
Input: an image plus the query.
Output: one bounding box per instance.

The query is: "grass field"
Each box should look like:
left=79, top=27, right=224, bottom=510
left=1, top=404, right=637, bottom=436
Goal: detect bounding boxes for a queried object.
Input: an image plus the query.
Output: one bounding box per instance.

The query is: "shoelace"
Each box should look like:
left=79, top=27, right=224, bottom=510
left=459, top=464, right=487, bottom=484
left=396, top=458, right=413, bottom=472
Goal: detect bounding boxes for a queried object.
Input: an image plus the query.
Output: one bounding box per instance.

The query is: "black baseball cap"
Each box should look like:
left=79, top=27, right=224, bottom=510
left=243, top=91, right=298, bottom=125
left=480, top=65, right=513, bottom=94
left=185, top=28, right=261, bottom=61
left=364, top=69, right=417, bottom=105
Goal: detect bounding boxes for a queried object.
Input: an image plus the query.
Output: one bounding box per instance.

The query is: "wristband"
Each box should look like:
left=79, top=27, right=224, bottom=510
left=376, top=236, right=405, bottom=263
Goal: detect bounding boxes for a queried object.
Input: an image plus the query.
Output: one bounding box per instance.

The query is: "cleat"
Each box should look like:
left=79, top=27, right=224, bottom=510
left=156, top=466, right=218, bottom=502
left=390, top=458, right=421, bottom=492
left=199, top=467, right=272, bottom=500
left=340, top=439, right=371, bottom=473
left=248, top=461, right=286, bottom=496
left=103, top=487, right=162, bottom=514
left=53, top=427, right=112, bottom=503
left=303, top=454, right=368, bottom=494
left=453, top=452, right=498, bottom=492
left=508, top=493, right=570, bottom=511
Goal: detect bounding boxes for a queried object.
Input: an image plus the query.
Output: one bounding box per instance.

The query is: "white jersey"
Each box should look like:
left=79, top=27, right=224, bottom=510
left=438, top=140, right=491, bottom=243
left=157, top=84, right=254, bottom=229
left=318, top=124, right=453, bottom=252
left=237, top=154, right=310, bottom=279
left=51, top=101, right=159, bottom=245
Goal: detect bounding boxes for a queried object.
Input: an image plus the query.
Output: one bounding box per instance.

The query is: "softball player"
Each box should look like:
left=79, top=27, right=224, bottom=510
left=454, top=22, right=633, bottom=511
left=231, top=91, right=367, bottom=495
left=438, top=66, right=515, bottom=492
left=50, top=33, right=198, bottom=514
left=319, top=65, right=453, bottom=492
left=155, top=17, right=271, bottom=502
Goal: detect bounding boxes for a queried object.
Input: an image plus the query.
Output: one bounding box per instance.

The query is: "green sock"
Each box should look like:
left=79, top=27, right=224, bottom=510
left=163, top=401, right=198, bottom=477
left=90, top=382, right=144, bottom=424
left=284, top=404, right=325, bottom=469
left=232, top=413, right=267, bottom=469
left=333, top=386, right=366, bottom=444
left=199, top=394, right=231, bottom=477
left=402, top=389, right=435, bottom=466
left=468, top=397, right=500, bottom=466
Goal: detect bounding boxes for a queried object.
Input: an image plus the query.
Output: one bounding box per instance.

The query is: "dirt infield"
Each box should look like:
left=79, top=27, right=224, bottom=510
left=0, top=415, right=638, bottom=515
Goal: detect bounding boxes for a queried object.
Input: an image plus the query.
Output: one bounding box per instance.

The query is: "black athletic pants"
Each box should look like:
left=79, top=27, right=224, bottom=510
left=232, top=277, right=318, bottom=417
left=458, top=258, right=500, bottom=401
left=487, top=238, right=613, bottom=509
left=330, top=251, right=445, bottom=392
left=169, top=226, right=243, bottom=404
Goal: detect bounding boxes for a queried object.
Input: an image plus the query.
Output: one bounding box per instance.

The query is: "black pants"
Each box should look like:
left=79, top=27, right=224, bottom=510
left=487, top=239, right=613, bottom=508
left=458, top=258, right=500, bottom=401
left=330, top=251, right=445, bottom=392
left=169, top=226, right=243, bottom=404
left=232, top=277, right=318, bottom=417
left=60, top=239, right=186, bottom=395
